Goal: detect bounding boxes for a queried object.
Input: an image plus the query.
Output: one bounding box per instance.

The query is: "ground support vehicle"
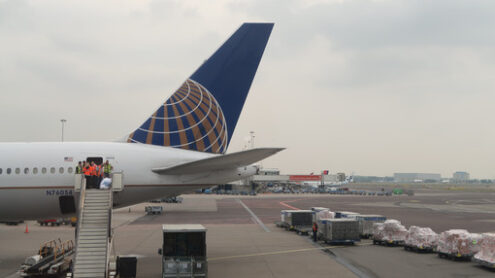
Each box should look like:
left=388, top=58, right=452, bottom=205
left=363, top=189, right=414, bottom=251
left=38, top=219, right=64, bottom=226
left=145, top=206, right=163, bottom=215
left=159, top=224, right=207, bottom=278
left=162, top=196, right=183, bottom=203
left=19, top=239, right=74, bottom=277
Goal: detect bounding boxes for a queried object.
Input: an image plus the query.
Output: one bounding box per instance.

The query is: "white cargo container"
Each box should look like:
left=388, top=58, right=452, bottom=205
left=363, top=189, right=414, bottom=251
left=311, top=207, right=329, bottom=223
left=159, top=224, right=207, bottom=278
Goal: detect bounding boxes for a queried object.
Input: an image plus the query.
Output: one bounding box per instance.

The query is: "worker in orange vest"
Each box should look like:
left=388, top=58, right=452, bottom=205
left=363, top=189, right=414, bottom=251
left=312, top=222, right=318, bottom=242
left=89, top=162, right=97, bottom=189
left=83, top=162, right=91, bottom=189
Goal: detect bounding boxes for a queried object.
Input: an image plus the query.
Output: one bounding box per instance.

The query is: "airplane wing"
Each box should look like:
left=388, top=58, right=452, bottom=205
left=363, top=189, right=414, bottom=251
left=152, top=148, right=284, bottom=175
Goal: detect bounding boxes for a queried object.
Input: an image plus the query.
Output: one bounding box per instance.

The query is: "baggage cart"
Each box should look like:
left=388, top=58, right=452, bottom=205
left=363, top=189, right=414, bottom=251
left=159, top=224, right=207, bottom=278
left=293, top=226, right=312, bottom=236
left=320, top=219, right=360, bottom=245
left=437, top=251, right=472, bottom=261
left=311, top=207, right=329, bottom=223
left=281, top=210, right=312, bottom=231
left=355, top=215, right=386, bottom=238
left=19, top=239, right=74, bottom=277
left=403, top=226, right=437, bottom=253
left=372, top=239, right=405, bottom=247
left=145, top=206, right=163, bottom=215
left=472, top=233, right=495, bottom=269
left=372, top=220, right=407, bottom=247
left=403, top=244, right=434, bottom=253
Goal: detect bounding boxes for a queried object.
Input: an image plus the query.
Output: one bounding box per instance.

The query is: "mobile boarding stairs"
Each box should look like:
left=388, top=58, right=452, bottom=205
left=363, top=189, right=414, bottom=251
left=71, top=173, right=123, bottom=278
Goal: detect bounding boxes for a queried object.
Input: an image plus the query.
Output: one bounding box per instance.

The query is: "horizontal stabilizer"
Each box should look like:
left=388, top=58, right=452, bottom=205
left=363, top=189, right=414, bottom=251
left=152, top=148, right=284, bottom=175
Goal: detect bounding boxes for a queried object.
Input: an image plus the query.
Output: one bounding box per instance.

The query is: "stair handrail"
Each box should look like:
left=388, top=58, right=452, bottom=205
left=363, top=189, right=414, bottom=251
left=72, top=174, right=87, bottom=275
left=105, top=184, right=113, bottom=278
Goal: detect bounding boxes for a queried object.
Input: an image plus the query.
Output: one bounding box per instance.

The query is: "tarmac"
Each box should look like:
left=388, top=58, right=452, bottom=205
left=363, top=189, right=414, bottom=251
left=1, top=190, right=495, bottom=277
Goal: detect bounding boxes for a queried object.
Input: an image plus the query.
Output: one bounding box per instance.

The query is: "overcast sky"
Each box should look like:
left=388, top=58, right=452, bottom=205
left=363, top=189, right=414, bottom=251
left=1, top=0, right=495, bottom=178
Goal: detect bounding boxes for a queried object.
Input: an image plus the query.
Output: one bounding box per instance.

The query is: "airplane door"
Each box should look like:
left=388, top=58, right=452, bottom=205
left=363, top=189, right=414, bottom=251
left=86, top=156, right=103, bottom=164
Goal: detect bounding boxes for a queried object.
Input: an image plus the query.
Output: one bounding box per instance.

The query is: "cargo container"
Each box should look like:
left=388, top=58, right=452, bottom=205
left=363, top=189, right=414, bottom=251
left=280, top=210, right=312, bottom=231
left=320, top=219, right=360, bottom=244
left=311, top=207, right=330, bottom=223
left=159, top=224, right=207, bottom=278
left=355, top=215, right=387, bottom=238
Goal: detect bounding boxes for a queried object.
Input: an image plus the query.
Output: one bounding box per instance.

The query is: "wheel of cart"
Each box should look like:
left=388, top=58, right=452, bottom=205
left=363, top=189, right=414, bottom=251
left=438, top=252, right=472, bottom=261
left=472, top=257, right=495, bottom=270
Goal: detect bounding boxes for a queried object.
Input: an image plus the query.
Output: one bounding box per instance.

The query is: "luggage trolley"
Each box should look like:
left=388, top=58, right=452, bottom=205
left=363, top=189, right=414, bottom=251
left=159, top=224, right=207, bottom=278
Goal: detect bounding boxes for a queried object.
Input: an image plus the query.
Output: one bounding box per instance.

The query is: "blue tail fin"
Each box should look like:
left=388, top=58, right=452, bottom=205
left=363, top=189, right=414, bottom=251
left=127, top=23, right=274, bottom=154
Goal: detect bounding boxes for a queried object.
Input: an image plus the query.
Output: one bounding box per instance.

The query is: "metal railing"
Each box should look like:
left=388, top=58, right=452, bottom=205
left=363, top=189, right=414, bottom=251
left=72, top=174, right=87, bottom=270
left=105, top=185, right=114, bottom=278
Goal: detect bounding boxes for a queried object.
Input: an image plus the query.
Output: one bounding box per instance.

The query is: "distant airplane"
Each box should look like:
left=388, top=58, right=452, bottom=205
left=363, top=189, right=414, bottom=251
left=301, top=175, right=354, bottom=188
left=0, top=23, right=282, bottom=221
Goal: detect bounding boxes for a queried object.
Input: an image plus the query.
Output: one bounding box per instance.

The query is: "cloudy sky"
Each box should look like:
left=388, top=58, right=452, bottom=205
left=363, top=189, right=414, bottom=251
left=1, top=0, right=495, bottom=178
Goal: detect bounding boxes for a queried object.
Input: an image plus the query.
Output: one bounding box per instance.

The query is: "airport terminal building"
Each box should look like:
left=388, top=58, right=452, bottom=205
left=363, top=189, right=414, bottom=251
left=452, top=171, right=470, bottom=183
left=393, top=173, right=442, bottom=183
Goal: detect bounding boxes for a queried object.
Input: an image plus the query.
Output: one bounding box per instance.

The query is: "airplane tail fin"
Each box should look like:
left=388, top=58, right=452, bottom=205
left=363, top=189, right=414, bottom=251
left=127, top=23, right=274, bottom=153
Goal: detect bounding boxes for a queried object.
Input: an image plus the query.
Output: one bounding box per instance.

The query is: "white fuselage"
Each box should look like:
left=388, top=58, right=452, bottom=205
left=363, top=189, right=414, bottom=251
left=0, top=142, right=255, bottom=220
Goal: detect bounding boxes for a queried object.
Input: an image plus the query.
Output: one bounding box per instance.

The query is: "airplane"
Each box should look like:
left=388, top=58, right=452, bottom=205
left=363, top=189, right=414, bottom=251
left=0, top=23, right=282, bottom=221
left=301, top=175, right=354, bottom=188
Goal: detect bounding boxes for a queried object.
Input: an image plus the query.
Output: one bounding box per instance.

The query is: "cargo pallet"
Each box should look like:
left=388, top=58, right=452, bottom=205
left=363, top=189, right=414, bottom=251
left=274, top=221, right=286, bottom=228
left=437, top=251, right=472, bottom=261
left=472, top=257, right=495, bottom=269
left=360, top=234, right=372, bottom=239
left=324, top=239, right=359, bottom=245
left=403, top=244, right=435, bottom=253
left=372, top=239, right=404, bottom=247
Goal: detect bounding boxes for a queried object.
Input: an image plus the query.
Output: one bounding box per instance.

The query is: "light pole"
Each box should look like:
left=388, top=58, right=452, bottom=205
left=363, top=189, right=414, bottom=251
left=60, top=119, right=67, bottom=142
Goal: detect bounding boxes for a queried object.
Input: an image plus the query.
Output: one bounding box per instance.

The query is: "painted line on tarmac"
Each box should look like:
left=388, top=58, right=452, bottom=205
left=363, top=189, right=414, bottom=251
left=279, top=201, right=300, bottom=210
left=210, top=242, right=372, bottom=261
left=236, top=199, right=270, bottom=232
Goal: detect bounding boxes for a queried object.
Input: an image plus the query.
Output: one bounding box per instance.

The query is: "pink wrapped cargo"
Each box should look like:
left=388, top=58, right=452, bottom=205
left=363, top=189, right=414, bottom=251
left=372, top=220, right=407, bottom=246
left=437, top=229, right=482, bottom=259
left=473, top=233, right=495, bottom=268
left=404, top=226, right=438, bottom=252
left=372, top=223, right=385, bottom=241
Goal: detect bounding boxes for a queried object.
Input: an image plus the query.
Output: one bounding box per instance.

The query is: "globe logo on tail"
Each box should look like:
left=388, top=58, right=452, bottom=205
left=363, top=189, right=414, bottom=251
left=128, top=79, right=228, bottom=154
